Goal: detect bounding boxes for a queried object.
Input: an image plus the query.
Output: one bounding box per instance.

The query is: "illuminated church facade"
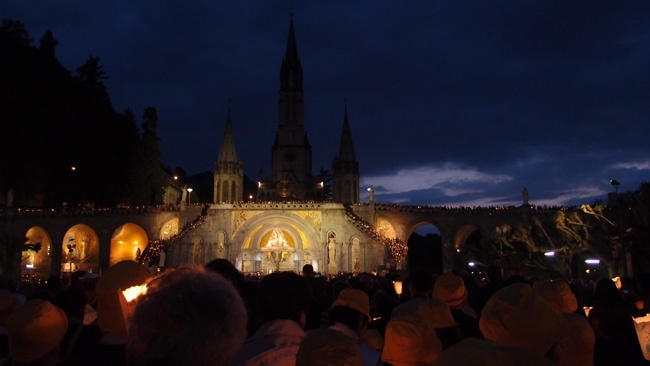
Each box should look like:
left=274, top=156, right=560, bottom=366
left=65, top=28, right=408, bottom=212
left=184, top=16, right=382, bottom=274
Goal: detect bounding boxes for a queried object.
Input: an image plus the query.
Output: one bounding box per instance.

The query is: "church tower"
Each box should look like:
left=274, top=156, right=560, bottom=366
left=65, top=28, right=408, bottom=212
left=258, top=15, right=323, bottom=201
left=214, top=107, right=243, bottom=203
left=332, top=105, right=360, bottom=204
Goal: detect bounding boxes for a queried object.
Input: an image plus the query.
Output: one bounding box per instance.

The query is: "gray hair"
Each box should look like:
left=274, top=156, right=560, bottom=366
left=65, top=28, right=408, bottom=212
left=126, top=266, right=247, bottom=366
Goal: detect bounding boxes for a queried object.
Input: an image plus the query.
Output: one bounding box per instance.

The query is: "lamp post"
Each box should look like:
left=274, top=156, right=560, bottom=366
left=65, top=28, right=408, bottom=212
left=187, top=188, right=193, bottom=205
left=610, top=179, right=620, bottom=194
left=609, top=179, right=629, bottom=276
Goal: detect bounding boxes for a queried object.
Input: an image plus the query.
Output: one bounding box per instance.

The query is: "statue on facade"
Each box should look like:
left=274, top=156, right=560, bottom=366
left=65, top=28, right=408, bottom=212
left=265, top=228, right=290, bottom=249
left=328, top=237, right=337, bottom=264
left=158, top=250, right=166, bottom=267
left=521, top=187, right=529, bottom=205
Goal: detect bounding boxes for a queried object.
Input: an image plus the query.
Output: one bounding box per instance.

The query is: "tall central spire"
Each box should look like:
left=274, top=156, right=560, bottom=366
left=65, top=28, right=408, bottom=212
left=266, top=14, right=314, bottom=201
left=280, top=16, right=303, bottom=92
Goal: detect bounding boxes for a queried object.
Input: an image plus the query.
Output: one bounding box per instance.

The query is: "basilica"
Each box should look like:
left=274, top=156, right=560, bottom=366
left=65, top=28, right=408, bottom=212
left=213, top=16, right=360, bottom=205
left=164, top=16, right=387, bottom=274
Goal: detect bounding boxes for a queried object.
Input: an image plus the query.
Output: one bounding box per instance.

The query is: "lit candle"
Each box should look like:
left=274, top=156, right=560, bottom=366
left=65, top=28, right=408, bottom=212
left=393, top=281, right=403, bottom=296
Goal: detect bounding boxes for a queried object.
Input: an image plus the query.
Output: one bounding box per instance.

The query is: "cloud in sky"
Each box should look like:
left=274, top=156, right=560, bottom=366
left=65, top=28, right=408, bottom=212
left=2, top=1, right=649, bottom=207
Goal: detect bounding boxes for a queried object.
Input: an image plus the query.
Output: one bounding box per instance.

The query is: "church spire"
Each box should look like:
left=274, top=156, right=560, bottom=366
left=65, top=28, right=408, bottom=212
left=332, top=100, right=360, bottom=204
left=214, top=105, right=244, bottom=203
left=217, top=105, right=239, bottom=164
left=280, top=15, right=303, bottom=92
left=337, top=100, right=357, bottom=161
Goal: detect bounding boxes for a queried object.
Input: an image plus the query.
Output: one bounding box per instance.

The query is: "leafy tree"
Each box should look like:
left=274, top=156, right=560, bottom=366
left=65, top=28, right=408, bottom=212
left=131, top=107, right=165, bottom=205
left=75, top=55, right=107, bottom=85
left=0, top=19, right=31, bottom=47
left=38, top=29, right=58, bottom=57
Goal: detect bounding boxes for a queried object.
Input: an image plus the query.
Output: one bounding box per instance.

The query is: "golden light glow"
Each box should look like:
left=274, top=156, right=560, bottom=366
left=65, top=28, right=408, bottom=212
left=110, top=223, right=148, bottom=266
left=122, top=284, right=148, bottom=302
left=393, top=281, right=403, bottom=295
left=260, top=228, right=296, bottom=249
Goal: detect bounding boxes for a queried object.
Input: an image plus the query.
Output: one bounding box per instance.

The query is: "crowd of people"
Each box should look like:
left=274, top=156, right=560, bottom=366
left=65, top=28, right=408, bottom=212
left=1, top=260, right=650, bottom=365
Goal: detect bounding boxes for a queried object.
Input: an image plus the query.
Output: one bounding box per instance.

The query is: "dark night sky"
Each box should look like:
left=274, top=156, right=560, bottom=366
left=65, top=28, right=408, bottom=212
left=3, top=1, right=649, bottom=206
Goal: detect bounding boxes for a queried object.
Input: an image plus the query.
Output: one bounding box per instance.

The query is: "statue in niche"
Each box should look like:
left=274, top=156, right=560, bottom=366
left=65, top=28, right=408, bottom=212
left=352, top=245, right=361, bottom=272
left=265, top=228, right=290, bottom=249
left=158, top=250, right=166, bottom=267
left=193, top=243, right=202, bottom=266
left=328, top=237, right=337, bottom=265
left=135, top=247, right=141, bottom=261
left=304, top=251, right=312, bottom=265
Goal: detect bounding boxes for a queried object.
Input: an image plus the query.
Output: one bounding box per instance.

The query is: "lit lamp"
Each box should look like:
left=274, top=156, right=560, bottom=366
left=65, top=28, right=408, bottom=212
left=544, top=251, right=555, bottom=257
left=187, top=188, right=193, bottom=204
left=393, top=280, right=403, bottom=296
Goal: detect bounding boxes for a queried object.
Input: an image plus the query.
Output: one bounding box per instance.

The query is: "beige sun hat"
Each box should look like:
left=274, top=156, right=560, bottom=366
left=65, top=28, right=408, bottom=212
left=417, top=297, right=457, bottom=329
left=533, top=281, right=578, bottom=314
left=332, top=288, right=371, bottom=320
left=433, top=338, right=555, bottom=366
left=479, top=282, right=563, bottom=356
left=433, top=273, right=467, bottom=309
left=296, top=328, right=363, bottom=366
left=6, top=299, right=68, bottom=362
left=382, top=312, right=442, bottom=366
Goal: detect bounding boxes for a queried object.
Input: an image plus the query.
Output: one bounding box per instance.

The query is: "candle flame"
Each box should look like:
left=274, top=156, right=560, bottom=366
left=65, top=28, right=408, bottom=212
left=122, top=284, right=147, bottom=302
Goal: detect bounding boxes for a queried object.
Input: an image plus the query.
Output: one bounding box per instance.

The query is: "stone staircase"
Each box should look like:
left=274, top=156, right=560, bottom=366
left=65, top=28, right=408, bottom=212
left=139, top=204, right=210, bottom=265
left=344, top=208, right=407, bottom=261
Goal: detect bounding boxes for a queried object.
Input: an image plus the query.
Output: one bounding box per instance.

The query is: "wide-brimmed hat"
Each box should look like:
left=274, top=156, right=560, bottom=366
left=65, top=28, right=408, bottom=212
left=332, top=288, right=370, bottom=320
left=417, top=298, right=457, bottom=329
left=433, top=273, right=467, bottom=308
left=433, top=338, right=555, bottom=366
left=382, top=312, right=442, bottom=366
left=296, top=328, right=363, bottom=366
left=6, top=299, right=68, bottom=362
left=479, top=282, right=563, bottom=356
left=533, top=281, right=578, bottom=314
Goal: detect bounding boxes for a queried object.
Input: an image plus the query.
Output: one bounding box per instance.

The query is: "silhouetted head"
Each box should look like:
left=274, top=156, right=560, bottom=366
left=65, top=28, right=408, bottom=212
left=302, top=264, right=315, bottom=277
left=257, top=271, right=311, bottom=324
left=205, top=258, right=245, bottom=287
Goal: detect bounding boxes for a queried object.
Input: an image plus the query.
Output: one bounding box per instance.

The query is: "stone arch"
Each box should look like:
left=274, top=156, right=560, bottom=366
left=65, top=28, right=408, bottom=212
left=110, top=223, right=148, bottom=267
left=159, top=218, right=179, bottom=240
left=452, top=224, right=484, bottom=271
left=221, top=180, right=229, bottom=201
left=375, top=217, right=397, bottom=239
left=232, top=211, right=322, bottom=273
left=404, top=222, right=443, bottom=273
left=62, top=224, right=100, bottom=274
left=22, top=226, right=53, bottom=281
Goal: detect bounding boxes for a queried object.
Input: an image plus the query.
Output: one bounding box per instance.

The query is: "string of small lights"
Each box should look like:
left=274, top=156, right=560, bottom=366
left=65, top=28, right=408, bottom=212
left=344, top=210, right=407, bottom=261
left=139, top=210, right=208, bottom=264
